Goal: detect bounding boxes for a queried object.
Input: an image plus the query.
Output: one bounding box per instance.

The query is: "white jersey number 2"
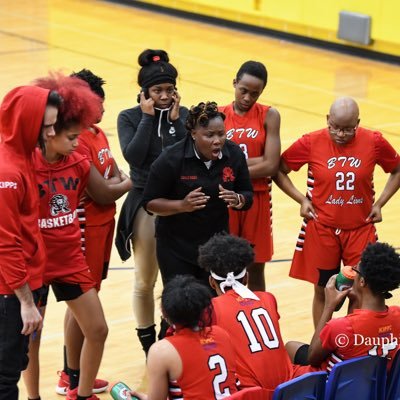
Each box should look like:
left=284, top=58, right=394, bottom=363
left=208, top=354, right=231, bottom=399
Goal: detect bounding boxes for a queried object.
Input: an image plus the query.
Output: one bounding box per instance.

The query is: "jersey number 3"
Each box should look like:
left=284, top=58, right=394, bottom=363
left=237, top=308, right=279, bottom=353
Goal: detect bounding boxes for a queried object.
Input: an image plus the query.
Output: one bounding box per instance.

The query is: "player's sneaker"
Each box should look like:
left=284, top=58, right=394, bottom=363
left=66, top=387, right=100, bottom=400
left=56, top=370, right=109, bottom=395
left=56, top=370, right=70, bottom=395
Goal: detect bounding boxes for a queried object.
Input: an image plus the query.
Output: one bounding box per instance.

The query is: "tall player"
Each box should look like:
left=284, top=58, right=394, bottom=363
left=23, top=73, right=131, bottom=400
left=275, top=97, right=400, bottom=327
left=199, top=234, right=313, bottom=400
left=219, top=61, right=281, bottom=291
left=51, top=69, right=131, bottom=396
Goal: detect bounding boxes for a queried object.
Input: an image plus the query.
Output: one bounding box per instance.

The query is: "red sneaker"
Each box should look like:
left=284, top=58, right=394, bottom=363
left=56, top=370, right=109, bottom=395
left=66, top=387, right=100, bottom=400
left=66, top=387, right=78, bottom=400
left=56, top=370, right=70, bottom=395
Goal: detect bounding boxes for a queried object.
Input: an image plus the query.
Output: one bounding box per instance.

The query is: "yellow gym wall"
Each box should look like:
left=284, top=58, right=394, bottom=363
left=133, top=0, right=400, bottom=57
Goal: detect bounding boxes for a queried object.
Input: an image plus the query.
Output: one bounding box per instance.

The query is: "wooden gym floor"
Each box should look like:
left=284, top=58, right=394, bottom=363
left=0, top=0, right=399, bottom=397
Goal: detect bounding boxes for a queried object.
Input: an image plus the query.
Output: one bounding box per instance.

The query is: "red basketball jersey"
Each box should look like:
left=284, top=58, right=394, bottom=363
left=75, top=126, right=116, bottom=226
left=282, top=128, right=399, bottom=229
left=219, top=103, right=270, bottom=191
left=212, top=291, right=293, bottom=391
left=320, top=307, right=400, bottom=372
left=165, top=326, right=238, bottom=399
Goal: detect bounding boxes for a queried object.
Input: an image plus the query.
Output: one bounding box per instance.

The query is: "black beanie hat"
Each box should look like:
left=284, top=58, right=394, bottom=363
left=137, top=49, right=178, bottom=88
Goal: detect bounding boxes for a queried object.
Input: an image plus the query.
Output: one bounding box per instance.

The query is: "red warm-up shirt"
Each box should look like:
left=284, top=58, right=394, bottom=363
left=34, top=149, right=90, bottom=282
left=0, top=86, right=49, bottom=294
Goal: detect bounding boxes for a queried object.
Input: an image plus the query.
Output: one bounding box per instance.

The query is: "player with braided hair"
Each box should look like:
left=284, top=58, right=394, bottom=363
left=142, top=101, right=253, bottom=292
left=22, top=72, right=131, bottom=400
left=286, top=242, right=400, bottom=373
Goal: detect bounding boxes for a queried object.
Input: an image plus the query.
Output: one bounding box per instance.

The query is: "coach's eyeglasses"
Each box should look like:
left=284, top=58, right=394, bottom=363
left=328, top=120, right=358, bottom=136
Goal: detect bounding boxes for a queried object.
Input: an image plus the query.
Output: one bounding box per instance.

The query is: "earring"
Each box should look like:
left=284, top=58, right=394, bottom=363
left=192, top=136, right=196, bottom=141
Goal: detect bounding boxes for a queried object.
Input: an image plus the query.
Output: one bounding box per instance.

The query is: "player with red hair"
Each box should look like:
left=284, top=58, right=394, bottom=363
left=22, top=73, right=131, bottom=400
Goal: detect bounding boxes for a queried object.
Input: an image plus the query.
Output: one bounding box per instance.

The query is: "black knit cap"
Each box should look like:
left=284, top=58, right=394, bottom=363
left=137, top=49, right=177, bottom=88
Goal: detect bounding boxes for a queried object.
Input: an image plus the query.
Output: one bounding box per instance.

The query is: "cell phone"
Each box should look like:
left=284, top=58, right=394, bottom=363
left=137, top=87, right=149, bottom=103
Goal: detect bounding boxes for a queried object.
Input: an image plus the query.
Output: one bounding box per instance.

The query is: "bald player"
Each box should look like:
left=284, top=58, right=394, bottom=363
left=274, top=97, right=400, bottom=327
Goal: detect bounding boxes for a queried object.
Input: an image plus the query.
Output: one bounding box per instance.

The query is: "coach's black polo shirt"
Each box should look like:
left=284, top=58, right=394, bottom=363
left=142, top=135, right=253, bottom=263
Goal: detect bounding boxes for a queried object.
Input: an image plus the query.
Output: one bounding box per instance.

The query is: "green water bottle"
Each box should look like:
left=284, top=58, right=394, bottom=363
left=334, top=265, right=356, bottom=311
left=110, top=381, right=139, bottom=400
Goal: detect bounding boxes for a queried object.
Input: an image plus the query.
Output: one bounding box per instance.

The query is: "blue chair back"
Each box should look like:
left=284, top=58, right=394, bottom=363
left=325, top=356, right=387, bottom=400
left=272, top=371, right=327, bottom=400
left=386, top=350, right=400, bottom=400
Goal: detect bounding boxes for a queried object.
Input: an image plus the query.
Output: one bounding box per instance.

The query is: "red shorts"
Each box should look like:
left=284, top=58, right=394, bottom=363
left=50, top=269, right=96, bottom=302
left=84, top=219, right=115, bottom=290
left=290, top=219, right=377, bottom=285
left=229, top=190, right=273, bottom=263
left=291, top=363, right=323, bottom=378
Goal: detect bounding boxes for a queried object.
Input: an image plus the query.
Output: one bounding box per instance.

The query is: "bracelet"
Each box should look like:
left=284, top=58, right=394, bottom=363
left=234, top=193, right=244, bottom=209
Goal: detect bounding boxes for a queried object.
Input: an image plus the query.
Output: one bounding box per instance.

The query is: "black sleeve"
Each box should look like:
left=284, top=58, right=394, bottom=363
left=142, top=152, right=177, bottom=210
left=173, top=106, right=189, bottom=140
left=117, top=109, right=155, bottom=167
left=233, top=149, right=253, bottom=211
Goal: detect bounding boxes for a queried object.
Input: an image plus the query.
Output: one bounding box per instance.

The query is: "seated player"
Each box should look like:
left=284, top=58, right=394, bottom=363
left=198, top=233, right=310, bottom=399
left=286, top=242, right=400, bottom=373
left=129, top=275, right=238, bottom=400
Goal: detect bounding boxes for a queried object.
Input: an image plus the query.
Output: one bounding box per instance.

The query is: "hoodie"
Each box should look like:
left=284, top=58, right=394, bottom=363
left=33, top=149, right=90, bottom=282
left=117, top=105, right=188, bottom=189
left=0, top=86, right=49, bottom=294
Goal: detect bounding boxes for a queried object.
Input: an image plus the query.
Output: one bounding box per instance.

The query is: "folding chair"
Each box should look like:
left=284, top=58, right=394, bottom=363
left=386, top=351, right=400, bottom=400
left=228, top=386, right=268, bottom=399
left=325, top=356, right=387, bottom=400
left=272, top=371, right=327, bottom=400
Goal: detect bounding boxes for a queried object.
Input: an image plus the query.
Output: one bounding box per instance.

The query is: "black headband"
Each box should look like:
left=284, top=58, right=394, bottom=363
left=141, top=75, right=176, bottom=88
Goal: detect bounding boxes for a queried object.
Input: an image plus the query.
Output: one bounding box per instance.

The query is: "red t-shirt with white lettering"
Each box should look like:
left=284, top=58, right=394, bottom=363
left=320, top=307, right=400, bottom=372
left=34, top=149, right=90, bottom=282
left=282, top=127, right=399, bottom=229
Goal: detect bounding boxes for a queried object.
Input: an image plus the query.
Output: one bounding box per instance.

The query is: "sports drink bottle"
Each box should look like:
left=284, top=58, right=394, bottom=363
left=335, top=265, right=356, bottom=311
left=110, top=382, right=139, bottom=400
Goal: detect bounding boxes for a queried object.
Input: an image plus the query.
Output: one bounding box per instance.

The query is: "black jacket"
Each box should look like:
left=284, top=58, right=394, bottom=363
left=142, top=135, right=253, bottom=263
left=115, top=105, right=188, bottom=260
